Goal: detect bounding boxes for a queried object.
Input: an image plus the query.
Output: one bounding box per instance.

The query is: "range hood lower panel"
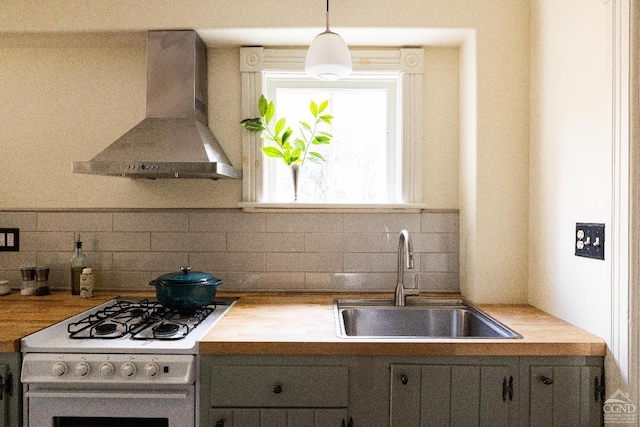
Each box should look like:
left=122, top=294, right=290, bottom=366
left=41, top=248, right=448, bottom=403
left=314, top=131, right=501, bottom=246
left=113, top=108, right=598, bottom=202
left=72, top=160, right=242, bottom=180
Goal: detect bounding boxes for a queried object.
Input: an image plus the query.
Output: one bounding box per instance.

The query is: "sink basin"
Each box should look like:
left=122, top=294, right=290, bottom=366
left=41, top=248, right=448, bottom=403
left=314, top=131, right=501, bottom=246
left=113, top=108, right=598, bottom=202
left=334, top=298, right=521, bottom=339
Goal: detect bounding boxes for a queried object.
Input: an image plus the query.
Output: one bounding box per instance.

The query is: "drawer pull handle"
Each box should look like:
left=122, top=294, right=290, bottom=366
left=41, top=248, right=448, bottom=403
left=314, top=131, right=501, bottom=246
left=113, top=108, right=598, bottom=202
left=215, top=420, right=224, bottom=427
left=273, top=384, right=283, bottom=394
left=541, top=376, right=554, bottom=385
left=400, top=374, right=409, bottom=385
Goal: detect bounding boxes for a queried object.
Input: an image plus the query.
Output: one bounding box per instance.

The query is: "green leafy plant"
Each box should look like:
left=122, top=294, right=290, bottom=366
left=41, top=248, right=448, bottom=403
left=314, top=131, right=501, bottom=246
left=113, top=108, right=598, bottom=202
left=240, top=94, right=333, bottom=166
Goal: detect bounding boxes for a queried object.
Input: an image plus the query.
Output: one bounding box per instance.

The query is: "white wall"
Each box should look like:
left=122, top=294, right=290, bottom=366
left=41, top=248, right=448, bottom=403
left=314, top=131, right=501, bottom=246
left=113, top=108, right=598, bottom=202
left=529, top=0, right=613, bottom=351
left=529, top=0, right=634, bottom=401
left=0, top=1, right=531, bottom=304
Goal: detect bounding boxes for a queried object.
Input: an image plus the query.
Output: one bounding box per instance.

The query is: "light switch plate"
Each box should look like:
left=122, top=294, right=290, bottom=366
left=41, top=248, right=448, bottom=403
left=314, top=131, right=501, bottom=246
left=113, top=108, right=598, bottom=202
left=575, top=223, right=604, bottom=260
left=0, top=228, right=19, bottom=252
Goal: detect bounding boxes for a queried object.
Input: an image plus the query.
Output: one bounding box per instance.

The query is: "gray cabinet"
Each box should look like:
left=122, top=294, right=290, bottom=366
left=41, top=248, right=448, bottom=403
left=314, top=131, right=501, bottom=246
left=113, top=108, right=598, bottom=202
left=390, top=360, right=518, bottom=427
left=201, top=356, right=351, bottom=427
left=520, top=357, right=604, bottom=427
left=200, top=354, right=603, bottom=427
left=0, top=353, right=20, bottom=427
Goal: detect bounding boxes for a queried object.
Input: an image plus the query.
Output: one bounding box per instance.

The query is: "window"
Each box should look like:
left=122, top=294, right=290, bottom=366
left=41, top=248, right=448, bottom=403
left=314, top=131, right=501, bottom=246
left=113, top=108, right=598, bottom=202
left=240, top=47, right=423, bottom=205
left=264, top=73, right=399, bottom=203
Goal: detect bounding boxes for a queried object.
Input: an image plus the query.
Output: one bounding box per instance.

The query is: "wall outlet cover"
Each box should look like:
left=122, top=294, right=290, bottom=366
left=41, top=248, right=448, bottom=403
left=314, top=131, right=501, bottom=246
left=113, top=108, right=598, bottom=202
left=0, top=228, right=19, bottom=252
left=575, top=223, right=604, bottom=260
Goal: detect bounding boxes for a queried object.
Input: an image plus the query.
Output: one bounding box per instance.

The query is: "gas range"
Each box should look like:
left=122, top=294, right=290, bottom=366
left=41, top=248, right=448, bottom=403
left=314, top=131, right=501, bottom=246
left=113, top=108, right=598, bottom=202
left=21, top=297, right=236, bottom=427
left=21, top=297, right=236, bottom=354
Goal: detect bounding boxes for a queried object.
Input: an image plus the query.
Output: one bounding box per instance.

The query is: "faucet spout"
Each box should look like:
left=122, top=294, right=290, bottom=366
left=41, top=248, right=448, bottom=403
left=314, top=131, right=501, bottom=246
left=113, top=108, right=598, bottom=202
left=394, top=229, right=419, bottom=306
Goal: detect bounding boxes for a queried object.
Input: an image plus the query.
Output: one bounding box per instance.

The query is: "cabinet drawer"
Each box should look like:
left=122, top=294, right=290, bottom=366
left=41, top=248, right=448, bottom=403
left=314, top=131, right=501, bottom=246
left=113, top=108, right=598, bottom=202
left=209, top=408, right=349, bottom=427
left=209, top=365, right=349, bottom=408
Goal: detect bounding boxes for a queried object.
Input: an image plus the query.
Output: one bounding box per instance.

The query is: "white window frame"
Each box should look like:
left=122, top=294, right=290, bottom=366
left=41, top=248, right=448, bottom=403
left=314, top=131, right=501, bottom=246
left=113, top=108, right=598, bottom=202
left=240, top=47, right=423, bottom=205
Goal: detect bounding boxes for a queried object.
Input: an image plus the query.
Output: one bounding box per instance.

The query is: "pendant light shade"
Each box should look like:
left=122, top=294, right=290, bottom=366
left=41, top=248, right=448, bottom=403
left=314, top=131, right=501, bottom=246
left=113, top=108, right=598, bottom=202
left=305, top=0, right=352, bottom=81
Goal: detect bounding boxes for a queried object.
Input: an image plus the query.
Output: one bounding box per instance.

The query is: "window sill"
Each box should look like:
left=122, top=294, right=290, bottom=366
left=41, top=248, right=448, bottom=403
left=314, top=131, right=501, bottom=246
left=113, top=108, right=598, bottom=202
left=238, top=202, right=429, bottom=213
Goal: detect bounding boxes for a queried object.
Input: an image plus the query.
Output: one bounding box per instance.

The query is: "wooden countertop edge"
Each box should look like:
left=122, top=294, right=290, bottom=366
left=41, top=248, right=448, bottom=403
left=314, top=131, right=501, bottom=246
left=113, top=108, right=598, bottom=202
left=198, top=341, right=606, bottom=357
left=0, top=342, right=20, bottom=353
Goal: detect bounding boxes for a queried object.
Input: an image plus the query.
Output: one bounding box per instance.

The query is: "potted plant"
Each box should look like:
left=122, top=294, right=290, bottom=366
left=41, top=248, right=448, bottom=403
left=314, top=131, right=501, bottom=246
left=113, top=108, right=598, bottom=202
left=240, top=94, right=333, bottom=201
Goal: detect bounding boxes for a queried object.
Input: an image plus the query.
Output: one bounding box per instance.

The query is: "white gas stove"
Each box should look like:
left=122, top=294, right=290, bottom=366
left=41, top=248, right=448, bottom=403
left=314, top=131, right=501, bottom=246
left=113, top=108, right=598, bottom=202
left=20, top=297, right=236, bottom=427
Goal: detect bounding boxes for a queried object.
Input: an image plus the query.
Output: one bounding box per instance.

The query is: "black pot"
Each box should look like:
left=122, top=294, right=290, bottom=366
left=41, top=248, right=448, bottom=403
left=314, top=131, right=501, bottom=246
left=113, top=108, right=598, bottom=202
left=149, top=266, right=223, bottom=310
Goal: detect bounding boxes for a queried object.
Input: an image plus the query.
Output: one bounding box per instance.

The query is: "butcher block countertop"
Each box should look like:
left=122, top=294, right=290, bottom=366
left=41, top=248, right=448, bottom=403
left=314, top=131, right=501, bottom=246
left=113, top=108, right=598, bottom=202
left=199, top=293, right=607, bottom=357
left=0, top=291, right=606, bottom=357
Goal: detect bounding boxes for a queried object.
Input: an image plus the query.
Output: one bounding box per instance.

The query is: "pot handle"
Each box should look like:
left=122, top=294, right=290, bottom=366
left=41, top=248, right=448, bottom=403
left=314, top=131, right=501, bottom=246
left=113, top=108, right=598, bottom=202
left=149, top=280, right=156, bottom=287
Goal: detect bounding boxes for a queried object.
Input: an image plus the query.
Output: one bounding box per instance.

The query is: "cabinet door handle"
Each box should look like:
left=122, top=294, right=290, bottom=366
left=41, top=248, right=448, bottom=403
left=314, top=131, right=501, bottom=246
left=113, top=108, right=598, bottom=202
left=502, top=376, right=514, bottom=401
left=400, top=374, right=408, bottom=385
left=594, top=375, right=605, bottom=402
left=540, top=376, right=554, bottom=385
left=0, top=373, right=12, bottom=401
left=273, top=384, right=283, bottom=394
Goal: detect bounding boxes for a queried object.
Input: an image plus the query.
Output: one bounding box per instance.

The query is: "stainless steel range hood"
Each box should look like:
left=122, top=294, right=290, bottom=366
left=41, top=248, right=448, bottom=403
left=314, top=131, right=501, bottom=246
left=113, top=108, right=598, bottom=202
left=73, top=30, right=241, bottom=180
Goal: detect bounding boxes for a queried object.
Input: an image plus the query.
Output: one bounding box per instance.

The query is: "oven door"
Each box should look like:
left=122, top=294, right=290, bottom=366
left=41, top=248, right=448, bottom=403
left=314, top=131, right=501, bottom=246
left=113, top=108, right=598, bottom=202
left=25, top=386, right=194, bottom=427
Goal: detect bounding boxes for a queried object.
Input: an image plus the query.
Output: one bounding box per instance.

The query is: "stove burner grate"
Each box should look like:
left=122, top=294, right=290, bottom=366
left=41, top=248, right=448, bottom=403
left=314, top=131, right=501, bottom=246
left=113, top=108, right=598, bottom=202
left=67, top=299, right=218, bottom=341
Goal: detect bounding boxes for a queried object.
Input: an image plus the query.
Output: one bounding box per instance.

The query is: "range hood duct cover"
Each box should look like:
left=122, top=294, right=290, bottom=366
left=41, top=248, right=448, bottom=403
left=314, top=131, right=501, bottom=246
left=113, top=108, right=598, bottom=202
left=72, top=30, right=241, bottom=179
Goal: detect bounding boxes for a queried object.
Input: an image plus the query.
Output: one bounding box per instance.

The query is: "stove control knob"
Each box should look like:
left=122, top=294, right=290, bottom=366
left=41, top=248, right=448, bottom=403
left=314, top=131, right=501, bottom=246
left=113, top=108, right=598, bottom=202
left=74, top=362, right=90, bottom=377
left=52, top=361, right=67, bottom=377
left=121, top=362, right=136, bottom=378
left=99, top=362, right=115, bottom=377
left=144, top=362, right=160, bottom=378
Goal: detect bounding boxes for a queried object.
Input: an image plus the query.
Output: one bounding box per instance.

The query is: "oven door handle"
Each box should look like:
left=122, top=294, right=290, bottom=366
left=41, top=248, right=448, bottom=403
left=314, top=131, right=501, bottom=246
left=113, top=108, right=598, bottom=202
left=25, top=390, right=189, bottom=399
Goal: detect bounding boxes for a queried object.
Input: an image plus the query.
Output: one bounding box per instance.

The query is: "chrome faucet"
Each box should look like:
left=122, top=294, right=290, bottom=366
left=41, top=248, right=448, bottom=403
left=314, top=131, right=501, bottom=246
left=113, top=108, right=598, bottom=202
left=394, top=229, right=419, bottom=306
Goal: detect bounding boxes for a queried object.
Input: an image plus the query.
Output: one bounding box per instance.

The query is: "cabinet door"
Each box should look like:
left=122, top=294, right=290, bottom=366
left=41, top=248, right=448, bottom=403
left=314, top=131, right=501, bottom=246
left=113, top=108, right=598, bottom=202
left=0, top=364, right=7, bottom=427
left=529, top=365, right=602, bottom=427
left=209, top=408, right=348, bottom=427
left=391, top=364, right=514, bottom=427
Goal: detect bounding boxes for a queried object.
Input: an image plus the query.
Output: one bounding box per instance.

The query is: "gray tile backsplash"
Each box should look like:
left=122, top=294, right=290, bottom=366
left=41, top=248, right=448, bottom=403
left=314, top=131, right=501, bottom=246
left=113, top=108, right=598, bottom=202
left=0, top=209, right=460, bottom=293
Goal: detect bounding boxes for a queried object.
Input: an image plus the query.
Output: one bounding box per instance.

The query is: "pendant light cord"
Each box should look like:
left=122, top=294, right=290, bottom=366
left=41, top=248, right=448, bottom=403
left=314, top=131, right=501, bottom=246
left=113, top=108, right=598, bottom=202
left=325, top=0, right=330, bottom=32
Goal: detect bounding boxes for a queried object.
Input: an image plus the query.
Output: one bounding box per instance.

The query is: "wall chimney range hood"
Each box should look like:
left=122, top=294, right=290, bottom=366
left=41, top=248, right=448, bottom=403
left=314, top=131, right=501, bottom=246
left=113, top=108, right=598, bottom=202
left=72, top=30, right=241, bottom=180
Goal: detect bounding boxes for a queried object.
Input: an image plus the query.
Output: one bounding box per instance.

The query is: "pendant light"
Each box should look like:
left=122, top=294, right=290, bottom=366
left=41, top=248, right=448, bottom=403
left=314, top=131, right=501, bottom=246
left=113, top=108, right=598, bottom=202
left=304, top=0, right=352, bottom=81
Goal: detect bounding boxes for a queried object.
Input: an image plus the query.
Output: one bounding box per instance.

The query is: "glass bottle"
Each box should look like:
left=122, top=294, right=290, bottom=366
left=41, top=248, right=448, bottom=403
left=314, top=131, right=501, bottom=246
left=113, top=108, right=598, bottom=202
left=70, top=234, right=87, bottom=295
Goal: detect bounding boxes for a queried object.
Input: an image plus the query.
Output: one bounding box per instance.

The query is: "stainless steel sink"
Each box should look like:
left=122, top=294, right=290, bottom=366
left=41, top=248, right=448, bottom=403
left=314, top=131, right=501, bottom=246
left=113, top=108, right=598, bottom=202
left=334, top=298, right=521, bottom=339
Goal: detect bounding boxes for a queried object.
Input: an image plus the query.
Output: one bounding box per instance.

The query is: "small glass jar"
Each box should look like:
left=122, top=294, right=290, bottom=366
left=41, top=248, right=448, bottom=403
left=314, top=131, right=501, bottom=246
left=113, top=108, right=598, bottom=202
left=20, top=267, right=35, bottom=296
left=34, top=267, right=51, bottom=296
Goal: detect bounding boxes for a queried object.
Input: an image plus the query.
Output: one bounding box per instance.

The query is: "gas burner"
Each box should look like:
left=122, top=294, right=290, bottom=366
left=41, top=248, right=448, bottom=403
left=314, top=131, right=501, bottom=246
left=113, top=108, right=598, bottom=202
left=153, top=323, right=180, bottom=337
left=94, top=323, right=118, bottom=336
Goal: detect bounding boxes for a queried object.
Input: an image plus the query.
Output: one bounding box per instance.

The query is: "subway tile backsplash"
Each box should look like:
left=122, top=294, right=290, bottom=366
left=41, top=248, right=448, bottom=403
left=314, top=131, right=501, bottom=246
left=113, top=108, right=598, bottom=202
left=0, top=209, right=460, bottom=293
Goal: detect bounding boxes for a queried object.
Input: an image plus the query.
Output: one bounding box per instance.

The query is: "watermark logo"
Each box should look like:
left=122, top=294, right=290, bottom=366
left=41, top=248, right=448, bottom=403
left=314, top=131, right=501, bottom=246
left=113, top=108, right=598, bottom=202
left=604, top=389, right=636, bottom=425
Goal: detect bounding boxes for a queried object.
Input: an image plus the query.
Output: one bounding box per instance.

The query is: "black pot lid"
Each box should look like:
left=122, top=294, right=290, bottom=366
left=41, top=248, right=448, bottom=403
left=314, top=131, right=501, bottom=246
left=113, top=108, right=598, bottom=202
left=152, top=266, right=222, bottom=286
